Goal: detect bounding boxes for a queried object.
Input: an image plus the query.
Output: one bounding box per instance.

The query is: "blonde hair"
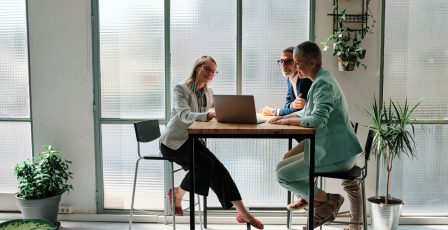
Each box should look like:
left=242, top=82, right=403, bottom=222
left=185, top=56, right=217, bottom=92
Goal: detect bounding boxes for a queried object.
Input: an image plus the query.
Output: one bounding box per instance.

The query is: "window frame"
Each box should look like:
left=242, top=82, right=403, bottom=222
left=92, top=0, right=314, bottom=213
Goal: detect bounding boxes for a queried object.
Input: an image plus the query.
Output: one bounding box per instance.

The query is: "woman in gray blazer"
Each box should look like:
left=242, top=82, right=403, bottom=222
left=160, top=56, right=263, bottom=229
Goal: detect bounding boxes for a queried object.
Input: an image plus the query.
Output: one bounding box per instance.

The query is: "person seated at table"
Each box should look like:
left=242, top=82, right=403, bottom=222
left=268, top=41, right=362, bottom=229
left=261, top=46, right=312, bottom=116
left=159, top=55, right=264, bottom=229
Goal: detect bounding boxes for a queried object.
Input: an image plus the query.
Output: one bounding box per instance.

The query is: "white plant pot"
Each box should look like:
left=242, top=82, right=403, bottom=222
left=368, top=196, right=403, bottom=230
left=16, top=194, right=61, bottom=225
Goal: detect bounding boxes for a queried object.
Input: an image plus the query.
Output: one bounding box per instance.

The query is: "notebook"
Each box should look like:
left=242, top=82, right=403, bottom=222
left=213, top=95, right=266, bottom=124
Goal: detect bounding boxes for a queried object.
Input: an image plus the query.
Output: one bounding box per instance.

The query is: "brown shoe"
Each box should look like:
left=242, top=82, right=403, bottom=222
left=302, top=193, right=344, bottom=229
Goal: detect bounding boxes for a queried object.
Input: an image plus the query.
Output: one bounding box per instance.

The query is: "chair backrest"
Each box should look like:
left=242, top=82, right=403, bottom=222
left=351, top=121, right=359, bottom=133
left=364, top=129, right=375, bottom=161
left=134, top=120, right=161, bottom=143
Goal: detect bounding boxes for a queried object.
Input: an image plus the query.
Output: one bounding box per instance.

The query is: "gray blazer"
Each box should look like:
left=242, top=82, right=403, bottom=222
left=160, top=81, right=214, bottom=150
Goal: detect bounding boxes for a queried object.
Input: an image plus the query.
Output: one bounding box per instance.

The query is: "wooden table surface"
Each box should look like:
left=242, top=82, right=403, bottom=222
left=188, top=118, right=316, bottom=135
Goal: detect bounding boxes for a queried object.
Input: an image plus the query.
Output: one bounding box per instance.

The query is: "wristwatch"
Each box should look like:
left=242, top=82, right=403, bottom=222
left=271, top=109, right=277, bottom=116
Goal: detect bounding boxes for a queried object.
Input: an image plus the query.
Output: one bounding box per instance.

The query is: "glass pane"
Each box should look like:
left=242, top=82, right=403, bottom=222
left=378, top=124, right=448, bottom=215
left=0, top=122, right=32, bottom=193
left=102, top=124, right=165, bottom=210
left=0, top=0, right=29, bottom=118
left=242, top=0, right=309, bottom=109
left=171, top=0, right=236, bottom=95
left=193, top=0, right=309, bottom=208
left=205, top=139, right=293, bottom=208
left=99, top=0, right=165, bottom=119
left=383, top=0, right=448, bottom=120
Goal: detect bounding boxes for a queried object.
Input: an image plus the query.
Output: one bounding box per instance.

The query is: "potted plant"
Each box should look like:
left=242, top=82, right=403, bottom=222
left=0, top=219, right=57, bottom=230
left=14, top=145, right=73, bottom=225
left=321, top=8, right=375, bottom=71
left=365, top=98, right=420, bottom=230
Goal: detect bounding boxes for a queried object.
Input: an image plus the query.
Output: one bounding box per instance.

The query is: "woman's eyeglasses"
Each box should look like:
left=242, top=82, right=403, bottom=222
left=201, top=65, right=219, bottom=76
left=277, top=59, right=294, bottom=66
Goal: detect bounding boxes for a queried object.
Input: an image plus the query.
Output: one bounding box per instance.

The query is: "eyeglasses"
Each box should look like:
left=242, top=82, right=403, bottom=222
left=277, top=59, right=294, bottom=66
left=201, top=65, right=219, bottom=76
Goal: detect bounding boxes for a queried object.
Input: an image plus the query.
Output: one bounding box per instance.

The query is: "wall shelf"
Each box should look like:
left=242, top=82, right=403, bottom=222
left=327, top=0, right=370, bottom=37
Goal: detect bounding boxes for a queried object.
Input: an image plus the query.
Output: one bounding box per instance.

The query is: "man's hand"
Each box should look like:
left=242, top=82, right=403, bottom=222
left=268, top=116, right=284, bottom=124
left=291, top=93, right=306, bottom=109
left=261, top=106, right=275, bottom=116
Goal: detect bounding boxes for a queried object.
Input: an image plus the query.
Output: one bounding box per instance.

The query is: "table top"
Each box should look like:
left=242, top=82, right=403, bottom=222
left=187, top=118, right=315, bottom=136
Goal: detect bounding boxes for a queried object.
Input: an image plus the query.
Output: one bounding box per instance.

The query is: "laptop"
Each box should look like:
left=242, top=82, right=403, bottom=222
left=213, top=95, right=266, bottom=124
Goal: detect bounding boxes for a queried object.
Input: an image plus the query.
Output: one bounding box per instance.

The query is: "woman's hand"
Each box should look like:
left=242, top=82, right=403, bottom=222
left=207, top=111, right=216, bottom=120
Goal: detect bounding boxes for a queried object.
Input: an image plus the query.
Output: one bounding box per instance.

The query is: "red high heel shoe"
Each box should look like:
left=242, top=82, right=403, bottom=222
left=236, top=214, right=264, bottom=229
left=168, top=188, right=183, bottom=216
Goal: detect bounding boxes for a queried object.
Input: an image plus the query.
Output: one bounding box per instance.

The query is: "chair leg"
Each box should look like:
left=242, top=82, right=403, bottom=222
left=198, top=195, right=204, bottom=230
left=129, top=158, right=142, bottom=230
left=361, top=179, right=367, bottom=230
left=319, top=177, right=323, bottom=230
left=170, top=162, right=176, bottom=230
left=204, top=196, right=207, bottom=229
left=287, top=191, right=292, bottom=229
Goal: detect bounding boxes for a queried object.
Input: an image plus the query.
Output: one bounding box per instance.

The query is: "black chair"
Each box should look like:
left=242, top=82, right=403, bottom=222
left=128, top=120, right=203, bottom=230
left=287, top=128, right=374, bottom=229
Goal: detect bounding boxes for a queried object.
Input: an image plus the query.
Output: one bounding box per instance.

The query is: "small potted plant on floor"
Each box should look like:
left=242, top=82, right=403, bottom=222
left=365, top=98, right=420, bottom=230
left=14, top=145, right=74, bottom=225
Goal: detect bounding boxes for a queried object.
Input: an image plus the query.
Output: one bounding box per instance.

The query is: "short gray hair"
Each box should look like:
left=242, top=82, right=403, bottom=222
left=294, top=41, right=322, bottom=68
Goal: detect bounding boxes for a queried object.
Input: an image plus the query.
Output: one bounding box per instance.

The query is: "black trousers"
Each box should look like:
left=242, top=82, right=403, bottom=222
left=160, top=139, right=242, bottom=209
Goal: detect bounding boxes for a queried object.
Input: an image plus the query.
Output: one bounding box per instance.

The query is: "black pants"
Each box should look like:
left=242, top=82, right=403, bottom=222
left=160, top=139, right=242, bottom=209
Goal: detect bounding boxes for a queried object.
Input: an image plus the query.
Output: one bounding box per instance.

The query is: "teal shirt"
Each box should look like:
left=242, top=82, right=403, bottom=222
left=297, top=68, right=362, bottom=166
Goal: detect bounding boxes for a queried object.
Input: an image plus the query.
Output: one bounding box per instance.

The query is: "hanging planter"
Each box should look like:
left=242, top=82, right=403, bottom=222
left=321, top=5, right=375, bottom=71
left=338, top=55, right=357, bottom=71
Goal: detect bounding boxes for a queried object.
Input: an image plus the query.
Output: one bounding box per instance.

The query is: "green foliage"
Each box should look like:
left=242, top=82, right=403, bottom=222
left=322, top=8, right=376, bottom=70
left=365, top=97, right=420, bottom=203
left=14, top=145, right=74, bottom=200
left=0, top=219, right=57, bottom=230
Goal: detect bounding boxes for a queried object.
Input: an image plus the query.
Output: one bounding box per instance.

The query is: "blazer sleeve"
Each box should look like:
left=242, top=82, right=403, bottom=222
left=173, top=84, right=209, bottom=123
left=283, top=80, right=294, bottom=109
left=300, top=80, right=334, bottom=129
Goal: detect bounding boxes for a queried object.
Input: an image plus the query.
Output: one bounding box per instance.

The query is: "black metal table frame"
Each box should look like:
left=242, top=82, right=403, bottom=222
left=188, top=133, right=316, bottom=230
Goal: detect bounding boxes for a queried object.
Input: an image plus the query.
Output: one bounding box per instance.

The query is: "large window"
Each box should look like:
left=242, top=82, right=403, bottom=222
left=382, top=0, right=448, bottom=215
left=96, top=0, right=309, bottom=211
left=0, top=0, right=32, bottom=199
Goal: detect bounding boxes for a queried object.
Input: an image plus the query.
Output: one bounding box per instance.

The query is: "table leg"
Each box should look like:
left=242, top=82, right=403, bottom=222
left=286, top=138, right=293, bottom=229
left=189, top=138, right=195, bottom=230
left=308, top=136, right=315, bottom=230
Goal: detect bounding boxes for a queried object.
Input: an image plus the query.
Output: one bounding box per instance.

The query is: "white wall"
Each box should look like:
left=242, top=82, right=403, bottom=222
left=25, top=0, right=381, bottom=214
left=28, top=0, right=96, bottom=213
left=315, top=0, right=381, bottom=203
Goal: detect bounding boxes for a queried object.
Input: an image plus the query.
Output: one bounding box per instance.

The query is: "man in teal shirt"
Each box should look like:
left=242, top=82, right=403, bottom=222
left=269, top=41, right=362, bottom=229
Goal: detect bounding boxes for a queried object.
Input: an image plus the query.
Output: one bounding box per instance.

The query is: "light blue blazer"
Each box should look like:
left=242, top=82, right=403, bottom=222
left=297, top=68, right=362, bottom=166
left=160, top=81, right=214, bottom=150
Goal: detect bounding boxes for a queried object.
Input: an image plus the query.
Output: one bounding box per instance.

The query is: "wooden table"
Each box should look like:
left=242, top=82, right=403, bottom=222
left=187, top=119, right=316, bottom=229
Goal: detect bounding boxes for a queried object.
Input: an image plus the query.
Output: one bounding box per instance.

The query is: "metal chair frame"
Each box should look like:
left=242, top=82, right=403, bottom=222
left=287, top=124, right=374, bottom=230
left=129, top=120, right=203, bottom=230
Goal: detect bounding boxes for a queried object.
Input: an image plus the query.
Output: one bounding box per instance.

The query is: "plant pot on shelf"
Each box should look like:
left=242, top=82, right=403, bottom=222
left=368, top=196, right=404, bottom=230
left=16, top=194, right=61, bottom=225
left=338, top=55, right=357, bottom=71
